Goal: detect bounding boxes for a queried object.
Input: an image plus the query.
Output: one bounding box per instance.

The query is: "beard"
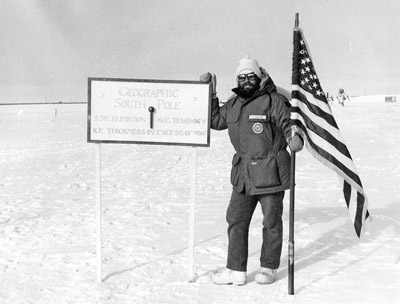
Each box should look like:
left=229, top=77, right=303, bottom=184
left=237, top=80, right=261, bottom=99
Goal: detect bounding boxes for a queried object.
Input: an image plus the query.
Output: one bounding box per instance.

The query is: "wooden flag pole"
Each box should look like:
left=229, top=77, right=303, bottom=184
left=288, top=12, right=300, bottom=296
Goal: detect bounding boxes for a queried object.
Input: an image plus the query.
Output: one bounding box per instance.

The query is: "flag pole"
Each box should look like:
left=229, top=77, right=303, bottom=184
left=288, top=148, right=296, bottom=296
left=288, top=12, right=299, bottom=296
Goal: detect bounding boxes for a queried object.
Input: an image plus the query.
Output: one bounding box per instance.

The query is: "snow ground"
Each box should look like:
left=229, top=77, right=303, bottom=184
left=0, top=99, right=399, bottom=303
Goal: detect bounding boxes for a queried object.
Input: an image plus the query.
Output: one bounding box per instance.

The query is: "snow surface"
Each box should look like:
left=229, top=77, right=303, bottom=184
left=0, top=99, right=399, bottom=303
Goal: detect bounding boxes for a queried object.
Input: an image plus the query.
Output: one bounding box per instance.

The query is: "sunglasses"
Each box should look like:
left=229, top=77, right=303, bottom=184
left=237, top=73, right=258, bottom=82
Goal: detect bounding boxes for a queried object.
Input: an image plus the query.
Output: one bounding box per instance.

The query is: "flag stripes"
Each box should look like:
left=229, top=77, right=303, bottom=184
left=291, top=106, right=350, bottom=158
left=343, top=180, right=370, bottom=236
left=292, top=88, right=336, bottom=127
left=291, top=28, right=370, bottom=237
left=293, top=114, right=362, bottom=189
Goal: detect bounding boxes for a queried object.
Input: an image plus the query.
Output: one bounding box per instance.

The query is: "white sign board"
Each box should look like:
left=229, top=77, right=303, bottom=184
left=88, top=78, right=211, bottom=146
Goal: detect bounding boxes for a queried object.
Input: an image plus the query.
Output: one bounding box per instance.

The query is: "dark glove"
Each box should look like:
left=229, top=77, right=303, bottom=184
left=199, top=72, right=217, bottom=96
left=199, top=72, right=212, bottom=83
left=288, top=134, right=304, bottom=152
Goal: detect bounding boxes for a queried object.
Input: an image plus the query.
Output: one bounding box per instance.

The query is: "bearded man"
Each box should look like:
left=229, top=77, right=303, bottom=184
left=200, top=55, right=303, bottom=285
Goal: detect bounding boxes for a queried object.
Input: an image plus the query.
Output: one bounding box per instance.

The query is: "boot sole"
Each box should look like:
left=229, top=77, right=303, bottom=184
left=255, top=280, right=274, bottom=285
left=212, top=280, right=246, bottom=286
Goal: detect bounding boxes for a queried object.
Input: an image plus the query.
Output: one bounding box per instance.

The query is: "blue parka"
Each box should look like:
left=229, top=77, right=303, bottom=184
left=211, top=76, right=292, bottom=195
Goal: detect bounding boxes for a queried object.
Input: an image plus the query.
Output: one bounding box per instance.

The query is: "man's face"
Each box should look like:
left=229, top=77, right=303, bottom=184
left=237, top=72, right=261, bottom=98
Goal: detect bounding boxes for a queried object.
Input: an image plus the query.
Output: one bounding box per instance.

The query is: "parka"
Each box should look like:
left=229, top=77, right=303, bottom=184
left=211, top=74, right=292, bottom=195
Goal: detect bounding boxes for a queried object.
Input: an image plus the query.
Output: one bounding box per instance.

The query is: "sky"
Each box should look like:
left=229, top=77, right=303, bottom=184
left=1, top=0, right=399, bottom=103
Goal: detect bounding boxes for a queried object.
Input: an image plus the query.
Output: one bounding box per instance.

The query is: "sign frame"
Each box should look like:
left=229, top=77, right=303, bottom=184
left=87, top=77, right=212, bottom=147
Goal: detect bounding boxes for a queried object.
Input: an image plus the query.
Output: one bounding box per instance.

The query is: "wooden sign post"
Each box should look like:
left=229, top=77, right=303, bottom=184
left=95, top=143, right=102, bottom=282
left=87, top=77, right=211, bottom=282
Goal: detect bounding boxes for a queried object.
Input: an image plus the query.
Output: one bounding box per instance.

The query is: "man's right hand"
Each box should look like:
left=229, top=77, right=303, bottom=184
left=199, top=72, right=212, bottom=83
left=199, top=72, right=217, bottom=96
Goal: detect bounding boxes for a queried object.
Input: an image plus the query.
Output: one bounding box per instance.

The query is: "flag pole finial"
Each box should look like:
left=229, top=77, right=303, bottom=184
left=295, top=13, right=299, bottom=28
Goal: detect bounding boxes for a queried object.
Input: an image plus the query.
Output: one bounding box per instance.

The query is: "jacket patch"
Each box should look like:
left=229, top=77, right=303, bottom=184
left=252, top=122, right=264, bottom=134
left=249, top=115, right=267, bottom=120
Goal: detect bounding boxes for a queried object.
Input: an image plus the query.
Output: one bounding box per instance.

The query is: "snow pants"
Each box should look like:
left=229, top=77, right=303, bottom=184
left=226, top=190, right=284, bottom=272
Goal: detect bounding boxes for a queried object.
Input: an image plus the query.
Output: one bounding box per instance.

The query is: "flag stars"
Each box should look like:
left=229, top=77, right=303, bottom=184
left=296, top=41, right=325, bottom=97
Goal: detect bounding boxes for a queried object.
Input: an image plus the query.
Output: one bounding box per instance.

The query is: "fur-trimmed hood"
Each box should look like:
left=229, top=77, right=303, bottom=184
left=258, top=66, right=277, bottom=94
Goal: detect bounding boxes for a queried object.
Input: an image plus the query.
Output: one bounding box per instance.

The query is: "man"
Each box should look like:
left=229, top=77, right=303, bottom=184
left=200, top=55, right=303, bottom=285
left=336, top=88, right=348, bottom=106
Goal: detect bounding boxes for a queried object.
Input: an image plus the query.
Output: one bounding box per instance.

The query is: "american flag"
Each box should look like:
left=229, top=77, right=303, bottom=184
left=290, top=28, right=371, bottom=237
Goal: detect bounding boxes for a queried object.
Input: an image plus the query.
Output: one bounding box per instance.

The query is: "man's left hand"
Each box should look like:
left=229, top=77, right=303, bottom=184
left=288, top=134, right=304, bottom=152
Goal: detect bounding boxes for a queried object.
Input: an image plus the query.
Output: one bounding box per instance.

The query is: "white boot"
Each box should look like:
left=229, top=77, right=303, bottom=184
left=255, top=268, right=277, bottom=284
left=210, top=268, right=246, bottom=285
